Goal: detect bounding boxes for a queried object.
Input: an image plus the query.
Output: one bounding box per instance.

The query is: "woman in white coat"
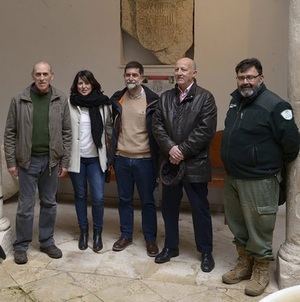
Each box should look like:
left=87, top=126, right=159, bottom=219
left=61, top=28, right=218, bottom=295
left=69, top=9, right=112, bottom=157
left=68, top=70, right=112, bottom=252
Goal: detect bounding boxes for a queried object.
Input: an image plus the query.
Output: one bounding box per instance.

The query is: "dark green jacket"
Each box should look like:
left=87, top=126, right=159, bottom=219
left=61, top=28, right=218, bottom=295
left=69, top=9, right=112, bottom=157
left=221, top=84, right=299, bottom=179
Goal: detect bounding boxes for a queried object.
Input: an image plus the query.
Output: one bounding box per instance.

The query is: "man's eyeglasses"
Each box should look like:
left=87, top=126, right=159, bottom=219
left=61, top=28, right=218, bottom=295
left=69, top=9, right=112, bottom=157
left=236, top=74, right=261, bottom=82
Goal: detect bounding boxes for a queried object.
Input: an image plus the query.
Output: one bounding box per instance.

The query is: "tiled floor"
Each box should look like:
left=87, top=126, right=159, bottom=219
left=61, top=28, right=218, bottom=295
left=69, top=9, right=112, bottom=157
left=0, top=198, right=285, bottom=301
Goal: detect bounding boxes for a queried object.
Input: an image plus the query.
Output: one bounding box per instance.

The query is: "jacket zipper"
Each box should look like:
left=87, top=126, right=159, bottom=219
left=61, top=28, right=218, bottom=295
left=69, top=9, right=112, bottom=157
left=225, top=102, right=243, bottom=171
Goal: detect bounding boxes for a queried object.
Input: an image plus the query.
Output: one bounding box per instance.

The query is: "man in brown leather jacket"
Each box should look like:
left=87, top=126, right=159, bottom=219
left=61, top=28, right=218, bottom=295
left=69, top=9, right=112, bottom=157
left=152, top=57, right=217, bottom=272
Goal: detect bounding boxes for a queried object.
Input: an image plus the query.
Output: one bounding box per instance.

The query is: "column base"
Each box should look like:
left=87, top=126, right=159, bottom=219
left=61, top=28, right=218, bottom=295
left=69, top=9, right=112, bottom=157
left=277, top=242, right=300, bottom=289
left=0, top=216, right=10, bottom=232
left=0, top=227, right=13, bottom=261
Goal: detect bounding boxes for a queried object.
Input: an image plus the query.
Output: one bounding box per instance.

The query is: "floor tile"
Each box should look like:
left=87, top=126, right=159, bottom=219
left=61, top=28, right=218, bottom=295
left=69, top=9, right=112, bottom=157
left=0, top=198, right=285, bottom=302
left=21, top=272, right=90, bottom=302
left=0, top=265, right=18, bottom=289
left=0, top=287, right=32, bottom=302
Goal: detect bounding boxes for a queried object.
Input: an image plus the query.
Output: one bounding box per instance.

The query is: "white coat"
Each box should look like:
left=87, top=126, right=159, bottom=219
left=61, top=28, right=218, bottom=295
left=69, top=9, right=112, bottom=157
left=68, top=100, right=112, bottom=173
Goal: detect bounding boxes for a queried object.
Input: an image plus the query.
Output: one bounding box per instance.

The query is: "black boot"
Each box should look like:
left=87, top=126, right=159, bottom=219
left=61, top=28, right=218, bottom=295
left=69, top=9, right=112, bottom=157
left=78, top=229, right=88, bottom=250
left=0, top=246, right=6, bottom=260
left=93, top=229, right=103, bottom=253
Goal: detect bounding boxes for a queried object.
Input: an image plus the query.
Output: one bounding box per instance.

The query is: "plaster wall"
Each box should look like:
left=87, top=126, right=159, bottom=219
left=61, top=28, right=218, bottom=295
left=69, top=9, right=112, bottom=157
left=0, top=0, right=288, bottom=199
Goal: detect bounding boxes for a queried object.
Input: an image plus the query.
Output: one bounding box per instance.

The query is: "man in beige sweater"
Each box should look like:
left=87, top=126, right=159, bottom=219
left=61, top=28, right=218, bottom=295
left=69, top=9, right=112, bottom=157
left=110, top=61, right=159, bottom=257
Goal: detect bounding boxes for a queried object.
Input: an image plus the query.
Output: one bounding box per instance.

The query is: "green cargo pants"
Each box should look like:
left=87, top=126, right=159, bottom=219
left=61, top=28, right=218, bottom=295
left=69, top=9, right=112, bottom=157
left=224, top=175, right=279, bottom=260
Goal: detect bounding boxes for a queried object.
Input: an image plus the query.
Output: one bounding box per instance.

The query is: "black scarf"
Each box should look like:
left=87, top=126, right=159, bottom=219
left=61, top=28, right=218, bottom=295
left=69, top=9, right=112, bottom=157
left=70, top=90, right=110, bottom=149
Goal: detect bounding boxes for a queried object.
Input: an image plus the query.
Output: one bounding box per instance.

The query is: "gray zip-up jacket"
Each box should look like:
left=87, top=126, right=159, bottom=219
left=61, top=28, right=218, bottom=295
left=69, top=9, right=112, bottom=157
left=4, top=84, right=72, bottom=170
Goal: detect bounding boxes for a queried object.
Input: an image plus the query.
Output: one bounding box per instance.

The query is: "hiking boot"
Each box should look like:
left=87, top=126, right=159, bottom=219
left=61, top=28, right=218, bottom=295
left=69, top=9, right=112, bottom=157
left=245, top=258, right=270, bottom=296
left=222, top=245, right=254, bottom=284
left=14, top=250, right=28, bottom=265
left=40, top=245, right=62, bottom=259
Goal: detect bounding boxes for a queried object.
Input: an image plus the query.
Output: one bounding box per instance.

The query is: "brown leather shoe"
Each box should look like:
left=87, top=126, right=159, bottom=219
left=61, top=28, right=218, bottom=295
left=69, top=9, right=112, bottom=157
left=112, top=238, right=132, bottom=252
left=146, top=241, right=159, bottom=257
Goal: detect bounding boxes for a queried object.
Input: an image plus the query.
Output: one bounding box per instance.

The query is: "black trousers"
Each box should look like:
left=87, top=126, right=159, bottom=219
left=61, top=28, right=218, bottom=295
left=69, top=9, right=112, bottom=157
left=161, top=182, right=213, bottom=253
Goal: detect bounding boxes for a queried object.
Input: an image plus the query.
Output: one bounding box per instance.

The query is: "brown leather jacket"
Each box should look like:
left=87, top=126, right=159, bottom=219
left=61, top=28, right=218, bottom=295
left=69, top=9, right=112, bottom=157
left=152, top=83, right=217, bottom=183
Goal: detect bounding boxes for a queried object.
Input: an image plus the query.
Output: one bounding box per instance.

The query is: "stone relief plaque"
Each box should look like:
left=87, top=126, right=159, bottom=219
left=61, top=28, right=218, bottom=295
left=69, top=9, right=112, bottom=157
left=121, top=0, right=194, bottom=64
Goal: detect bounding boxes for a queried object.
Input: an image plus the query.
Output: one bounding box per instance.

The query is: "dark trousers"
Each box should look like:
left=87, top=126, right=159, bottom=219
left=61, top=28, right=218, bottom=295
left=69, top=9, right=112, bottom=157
left=161, top=182, right=213, bottom=253
left=69, top=157, right=105, bottom=231
left=114, top=156, right=157, bottom=242
left=14, top=155, right=58, bottom=252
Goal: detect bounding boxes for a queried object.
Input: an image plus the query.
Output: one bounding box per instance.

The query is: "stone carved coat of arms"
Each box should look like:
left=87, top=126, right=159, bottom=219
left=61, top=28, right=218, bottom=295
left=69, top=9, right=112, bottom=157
left=121, top=0, right=194, bottom=64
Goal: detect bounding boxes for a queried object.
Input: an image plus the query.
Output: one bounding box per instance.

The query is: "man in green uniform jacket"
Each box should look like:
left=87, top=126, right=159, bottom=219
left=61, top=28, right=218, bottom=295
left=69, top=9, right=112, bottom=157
left=221, top=58, right=299, bottom=296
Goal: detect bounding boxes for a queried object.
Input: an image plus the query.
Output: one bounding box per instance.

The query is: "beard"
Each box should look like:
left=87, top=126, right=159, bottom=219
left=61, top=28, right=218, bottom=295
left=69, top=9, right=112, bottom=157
left=238, top=83, right=261, bottom=98
left=126, top=81, right=140, bottom=90
left=239, top=87, right=254, bottom=97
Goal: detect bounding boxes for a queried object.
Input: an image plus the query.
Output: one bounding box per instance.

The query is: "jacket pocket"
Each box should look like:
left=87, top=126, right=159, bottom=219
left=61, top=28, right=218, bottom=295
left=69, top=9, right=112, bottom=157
left=49, top=101, right=64, bottom=159
left=254, top=178, right=279, bottom=214
left=250, top=145, right=258, bottom=166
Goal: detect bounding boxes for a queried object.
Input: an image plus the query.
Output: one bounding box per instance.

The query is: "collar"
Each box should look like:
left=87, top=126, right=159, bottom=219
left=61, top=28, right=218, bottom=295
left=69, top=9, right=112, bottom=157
left=178, top=82, right=194, bottom=95
left=175, top=82, right=197, bottom=102
left=111, top=85, right=159, bottom=104
left=111, top=85, right=159, bottom=109
left=31, top=83, right=52, bottom=96
left=231, top=83, right=267, bottom=104
left=126, top=87, right=145, bottom=100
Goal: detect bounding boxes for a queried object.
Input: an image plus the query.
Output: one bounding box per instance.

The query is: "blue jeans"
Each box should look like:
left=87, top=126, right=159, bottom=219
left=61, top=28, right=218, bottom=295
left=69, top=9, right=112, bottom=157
left=14, top=155, right=59, bottom=251
left=162, top=182, right=213, bottom=253
left=69, top=157, right=105, bottom=231
left=114, top=156, right=157, bottom=242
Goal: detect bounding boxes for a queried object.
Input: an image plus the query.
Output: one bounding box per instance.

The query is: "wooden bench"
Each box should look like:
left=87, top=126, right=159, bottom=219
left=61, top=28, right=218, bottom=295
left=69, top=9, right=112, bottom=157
left=100, top=130, right=226, bottom=186
left=209, top=130, right=225, bottom=188
left=59, top=131, right=226, bottom=208
left=208, top=130, right=226, bottom=216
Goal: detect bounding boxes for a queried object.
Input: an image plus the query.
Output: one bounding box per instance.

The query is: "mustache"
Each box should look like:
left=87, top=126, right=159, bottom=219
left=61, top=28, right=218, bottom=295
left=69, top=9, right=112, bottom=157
left=240, top=84, right=252, bottom=89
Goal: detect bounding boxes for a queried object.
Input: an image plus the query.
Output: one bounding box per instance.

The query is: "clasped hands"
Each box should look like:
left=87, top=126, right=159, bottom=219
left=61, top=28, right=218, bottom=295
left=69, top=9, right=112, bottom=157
left=169, top=145, right=184, bottom=165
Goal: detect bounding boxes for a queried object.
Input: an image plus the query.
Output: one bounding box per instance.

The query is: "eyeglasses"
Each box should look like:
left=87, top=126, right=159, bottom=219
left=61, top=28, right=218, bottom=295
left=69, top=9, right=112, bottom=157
left=236, top=74, right=261, bottom=82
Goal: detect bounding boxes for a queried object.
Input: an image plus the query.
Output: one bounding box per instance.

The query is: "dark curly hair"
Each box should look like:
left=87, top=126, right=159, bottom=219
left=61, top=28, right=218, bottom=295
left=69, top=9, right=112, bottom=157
left=70, top=70, right=103, bottom=94
left=124, top=61, right=144, bottom=75
left=235, top=58, right=263, bottom=75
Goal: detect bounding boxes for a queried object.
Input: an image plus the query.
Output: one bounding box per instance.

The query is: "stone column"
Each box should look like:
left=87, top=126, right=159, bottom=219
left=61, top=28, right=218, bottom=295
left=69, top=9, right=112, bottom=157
left=0, top=147, right=12, bottom=260
left=277, top=0, right=300, bottom=289
left=0, top=188, right=10, bottom=232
